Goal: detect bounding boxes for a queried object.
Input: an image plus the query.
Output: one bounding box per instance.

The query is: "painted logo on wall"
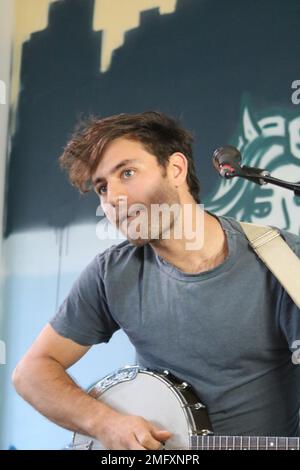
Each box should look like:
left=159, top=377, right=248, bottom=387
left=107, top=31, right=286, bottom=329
left=208, top=100, right=300, bottom=235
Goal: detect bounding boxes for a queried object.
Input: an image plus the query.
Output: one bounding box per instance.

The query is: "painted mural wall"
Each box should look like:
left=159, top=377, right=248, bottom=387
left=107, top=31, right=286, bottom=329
left=1, top=0, right=300, bottom=449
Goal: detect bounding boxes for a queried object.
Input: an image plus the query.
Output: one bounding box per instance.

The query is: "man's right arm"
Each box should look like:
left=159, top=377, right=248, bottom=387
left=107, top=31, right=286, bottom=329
left=12, top=324, right=171, bottom=450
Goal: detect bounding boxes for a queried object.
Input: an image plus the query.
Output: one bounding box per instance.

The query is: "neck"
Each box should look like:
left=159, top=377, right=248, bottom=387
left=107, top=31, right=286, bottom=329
left=150, top=205, right=228, bottom=274
left=191, top=434, right=300, bottom=451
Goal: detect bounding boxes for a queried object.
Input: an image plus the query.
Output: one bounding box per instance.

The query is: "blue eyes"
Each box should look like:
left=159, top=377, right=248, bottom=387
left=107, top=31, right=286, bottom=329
left=97, top=169, right=135, bottom=195
left=98, top=185, right=107, bottom=195
left=123, top=169, right=135, bottom=178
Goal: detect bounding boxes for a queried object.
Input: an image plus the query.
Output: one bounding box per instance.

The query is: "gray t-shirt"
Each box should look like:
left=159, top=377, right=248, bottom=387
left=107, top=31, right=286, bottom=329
left=50, top=214, right=300, bottom=437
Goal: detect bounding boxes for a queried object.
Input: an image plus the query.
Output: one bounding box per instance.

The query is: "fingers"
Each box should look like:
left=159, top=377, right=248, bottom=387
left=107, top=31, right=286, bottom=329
left=134, top=431, right=164, bottom=450
left=134, top=427, right=172, bottom=450
left=130, top=442, right=147, bottom=450
left=151, top=429, right=172, bottom=450
left=151, top=428, right=172, bottom=444
left=103, top=414, right=172, bottom=450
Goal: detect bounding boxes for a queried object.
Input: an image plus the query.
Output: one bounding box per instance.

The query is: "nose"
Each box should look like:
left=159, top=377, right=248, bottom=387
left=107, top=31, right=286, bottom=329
left=101, top=181, right=128, bottom=224
left=105, top=180, right=127, bottom=208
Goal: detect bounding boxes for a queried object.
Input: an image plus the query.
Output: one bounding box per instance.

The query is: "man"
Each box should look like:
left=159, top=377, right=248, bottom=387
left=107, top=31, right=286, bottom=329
left=13, top=111, right=300, bottom=450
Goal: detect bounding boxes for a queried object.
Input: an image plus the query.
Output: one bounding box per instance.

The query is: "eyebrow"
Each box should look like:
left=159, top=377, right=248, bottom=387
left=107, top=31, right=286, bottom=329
left=92, top=159, right=140, bottom=186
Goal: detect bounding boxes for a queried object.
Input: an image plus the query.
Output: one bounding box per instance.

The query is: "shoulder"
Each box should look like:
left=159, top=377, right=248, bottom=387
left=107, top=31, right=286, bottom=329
left=217, top=213, right=300, bottom=257
left=217, top=215, right=246, bottom=236
left=95, top=240, right=144, bottom=276
left=276, top=228, right=300, bottom=256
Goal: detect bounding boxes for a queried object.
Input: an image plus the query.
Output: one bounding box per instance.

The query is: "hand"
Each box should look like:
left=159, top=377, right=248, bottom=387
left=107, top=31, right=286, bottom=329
left=97, top=411, right=172, bottom=450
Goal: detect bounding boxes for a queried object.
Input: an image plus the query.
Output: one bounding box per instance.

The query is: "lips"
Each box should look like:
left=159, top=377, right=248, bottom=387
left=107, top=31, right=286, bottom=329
left=119, top=210, right=142, bottom=225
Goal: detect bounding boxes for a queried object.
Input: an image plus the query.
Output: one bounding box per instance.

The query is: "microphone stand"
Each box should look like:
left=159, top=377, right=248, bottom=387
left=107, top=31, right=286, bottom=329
left=223, top=165, right=300, bottom=197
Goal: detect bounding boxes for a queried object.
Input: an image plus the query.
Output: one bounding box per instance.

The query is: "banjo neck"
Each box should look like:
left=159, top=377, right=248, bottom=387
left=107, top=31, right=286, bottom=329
left=191, top=435, right=300, bottom=450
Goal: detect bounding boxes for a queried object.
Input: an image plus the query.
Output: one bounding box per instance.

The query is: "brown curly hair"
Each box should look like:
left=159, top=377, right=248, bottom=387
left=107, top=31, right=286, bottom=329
left=59, top=111, right=201, bottom=203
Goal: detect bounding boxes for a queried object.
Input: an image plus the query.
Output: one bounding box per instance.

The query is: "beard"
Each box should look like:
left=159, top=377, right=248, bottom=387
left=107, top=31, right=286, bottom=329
left=119, top=180, right=181, bottom=247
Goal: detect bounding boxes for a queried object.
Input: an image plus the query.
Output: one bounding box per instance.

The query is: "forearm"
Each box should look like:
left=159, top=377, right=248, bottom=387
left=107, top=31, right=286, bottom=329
left=12, top=357, right=116, bottom=438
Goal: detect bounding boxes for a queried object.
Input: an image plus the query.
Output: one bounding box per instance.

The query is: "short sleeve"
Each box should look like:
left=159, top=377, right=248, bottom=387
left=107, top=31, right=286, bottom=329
left=49, top=253, right=120, bottom=346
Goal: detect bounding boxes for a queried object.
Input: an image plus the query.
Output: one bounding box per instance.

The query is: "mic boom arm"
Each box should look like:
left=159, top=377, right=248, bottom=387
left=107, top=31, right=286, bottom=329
left=213, top=146, right=300, bottom=197
left=225, top=164, right=300, bottom=197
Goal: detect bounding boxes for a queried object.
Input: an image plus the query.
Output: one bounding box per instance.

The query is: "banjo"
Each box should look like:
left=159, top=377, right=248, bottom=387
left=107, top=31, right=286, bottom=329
left=70, top=366, right=300, bottom=451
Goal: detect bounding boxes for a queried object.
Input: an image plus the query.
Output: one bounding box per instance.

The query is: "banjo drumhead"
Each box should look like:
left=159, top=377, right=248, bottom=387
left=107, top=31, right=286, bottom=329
left=73, top=369, right=196, bottom=450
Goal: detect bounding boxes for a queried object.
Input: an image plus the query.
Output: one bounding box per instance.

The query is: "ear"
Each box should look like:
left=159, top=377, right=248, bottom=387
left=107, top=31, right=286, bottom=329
left=168, top=152, right=188, bottom=187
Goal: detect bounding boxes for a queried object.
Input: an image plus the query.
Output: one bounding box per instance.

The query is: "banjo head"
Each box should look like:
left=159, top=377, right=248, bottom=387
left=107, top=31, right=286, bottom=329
left=72, top=366, right=212, bottom=450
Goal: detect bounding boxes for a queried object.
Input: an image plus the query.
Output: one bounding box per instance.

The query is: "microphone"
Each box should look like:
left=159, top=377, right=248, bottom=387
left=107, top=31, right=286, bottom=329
left=212, top=145, right=300, bottom=196
left=212, top=145, right=242, bottom=178
left=212, top=145, right=269, bottom=184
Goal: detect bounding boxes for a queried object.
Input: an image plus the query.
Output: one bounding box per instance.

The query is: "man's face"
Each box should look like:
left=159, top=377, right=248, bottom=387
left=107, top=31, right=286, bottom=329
left=92, top=137, right=180, bottom=246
